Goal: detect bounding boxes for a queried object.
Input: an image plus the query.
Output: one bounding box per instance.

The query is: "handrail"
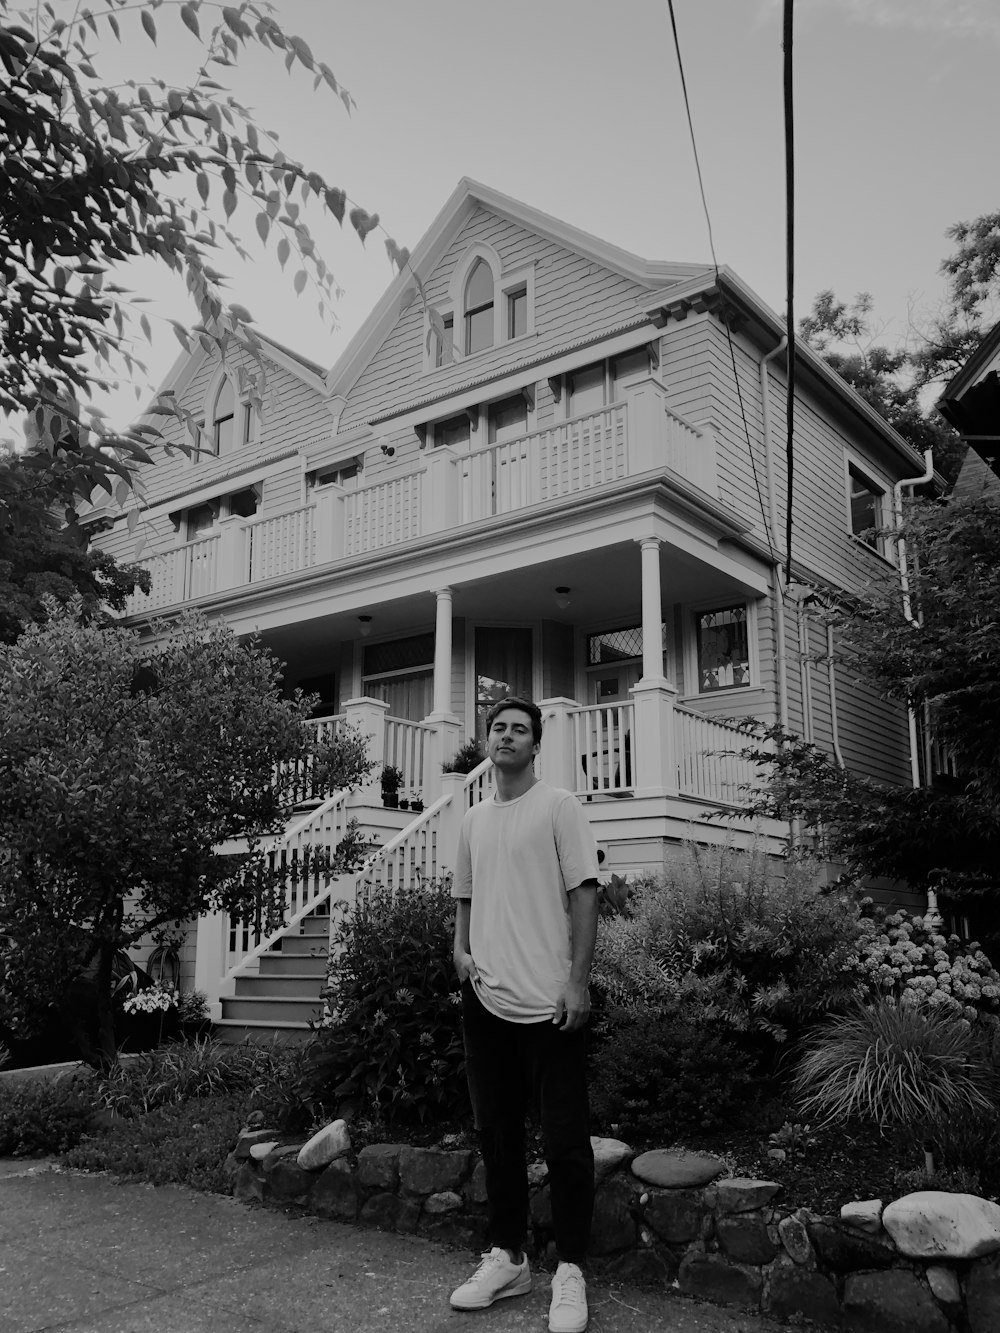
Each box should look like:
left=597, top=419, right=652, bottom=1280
left=222, top=788, right=351, bottom=981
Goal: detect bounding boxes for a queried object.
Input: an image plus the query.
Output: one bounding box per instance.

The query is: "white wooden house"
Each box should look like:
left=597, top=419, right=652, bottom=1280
left=92, top=179, right=926, bottom=1035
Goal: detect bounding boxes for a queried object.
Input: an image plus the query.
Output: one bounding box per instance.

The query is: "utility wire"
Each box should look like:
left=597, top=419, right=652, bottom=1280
left=666, top=0, right=776, bottom=558
left=783, top=0, right=796, bottom=581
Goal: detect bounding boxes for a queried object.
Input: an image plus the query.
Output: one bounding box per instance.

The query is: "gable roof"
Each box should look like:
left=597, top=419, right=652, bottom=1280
left=324, top=177, right=712, bottom=405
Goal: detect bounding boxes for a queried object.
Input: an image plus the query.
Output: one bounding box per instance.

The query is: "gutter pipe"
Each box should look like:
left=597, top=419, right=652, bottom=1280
left=892, top=448, right=937, bottom=921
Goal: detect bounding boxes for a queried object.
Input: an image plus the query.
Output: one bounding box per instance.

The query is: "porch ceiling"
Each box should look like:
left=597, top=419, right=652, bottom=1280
left=259, top=539, right=758, bottom=672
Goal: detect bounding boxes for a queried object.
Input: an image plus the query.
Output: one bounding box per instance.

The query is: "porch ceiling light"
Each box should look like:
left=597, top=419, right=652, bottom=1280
left=554, top=586, right=571, bottom=611
left=358, top=615, right=373, bottom=637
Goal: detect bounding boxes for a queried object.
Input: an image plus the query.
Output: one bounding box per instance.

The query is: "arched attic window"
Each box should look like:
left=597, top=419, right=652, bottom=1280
left=464, top=258, right=494, bottom=355
left=212, top=377, right=237, bottom=456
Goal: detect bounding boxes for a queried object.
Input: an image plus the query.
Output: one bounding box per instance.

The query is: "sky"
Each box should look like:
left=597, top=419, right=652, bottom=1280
left=32, top=0, right=1000, bottom=430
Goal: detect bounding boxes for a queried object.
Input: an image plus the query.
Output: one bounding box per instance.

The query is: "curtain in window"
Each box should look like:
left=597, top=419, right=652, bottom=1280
left=364, top=671, right=433, bottom=722
left=475, top=626, right=532, bottom=739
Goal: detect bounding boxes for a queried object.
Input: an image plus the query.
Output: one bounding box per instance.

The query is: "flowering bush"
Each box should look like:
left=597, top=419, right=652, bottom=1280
left=860, top=912, right=1000, bottom=1022
left=123, top=982, right=177, bottom=1015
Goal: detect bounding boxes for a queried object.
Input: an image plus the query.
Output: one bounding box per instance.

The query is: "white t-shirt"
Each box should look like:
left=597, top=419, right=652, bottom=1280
left=452, top=781, right=600, bottom=1023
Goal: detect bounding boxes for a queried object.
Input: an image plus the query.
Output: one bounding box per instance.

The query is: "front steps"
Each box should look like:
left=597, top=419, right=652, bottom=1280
left=215, top=910, right=329, bottom=1042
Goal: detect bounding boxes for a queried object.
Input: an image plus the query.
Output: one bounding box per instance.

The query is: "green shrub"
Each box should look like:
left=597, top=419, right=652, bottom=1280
left=859, top=910, right=1000, bottom=1021
left=592, top=843, right=869, bottom=1065
left=0, top=1077, right=95, bottom=1155
left=64, top=1092, right=247, bottom=1191
left=300, top=879, right=465, bottom=1125
left=792, top=1000, right=996, bottom=1134
left=589, top=1003, right=756, bottom=1141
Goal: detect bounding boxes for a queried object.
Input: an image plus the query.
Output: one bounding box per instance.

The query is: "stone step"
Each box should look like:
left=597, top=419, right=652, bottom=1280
left=271, top=933, right=329, bottom=959
left=213, top=1018, right=312, bottom=1044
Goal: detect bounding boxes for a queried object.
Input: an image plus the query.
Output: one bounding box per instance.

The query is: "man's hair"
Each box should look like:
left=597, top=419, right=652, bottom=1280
left=485, top=696, right=543, bottom=745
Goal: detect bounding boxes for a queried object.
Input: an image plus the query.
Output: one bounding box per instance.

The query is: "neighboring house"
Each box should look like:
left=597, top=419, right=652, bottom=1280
left=90, top=179, right=926, bottom=1035
left=937, top=318, right=1000, bottom=500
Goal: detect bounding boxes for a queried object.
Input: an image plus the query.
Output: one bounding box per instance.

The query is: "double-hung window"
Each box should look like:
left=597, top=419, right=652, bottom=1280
left=848, top=464, right=886, bottom=552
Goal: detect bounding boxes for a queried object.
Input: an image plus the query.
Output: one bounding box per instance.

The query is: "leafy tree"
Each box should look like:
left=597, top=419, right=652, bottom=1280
left=737, top=494, right=1000, bottom=911
left=799, top=290, right=963, bottom=484
left=0, top=445, right=149, bottom=643
left=0, top=606, right=364, bottom=1067
left=912, top=212, right=1000, bottom=391
left=0, top=0, right=404, bottom=505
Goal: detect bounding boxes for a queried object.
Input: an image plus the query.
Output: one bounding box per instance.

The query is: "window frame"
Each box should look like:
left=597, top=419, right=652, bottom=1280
left=423, top=252, right=535, bottom=373
left=845, top=457, right=890, bottom=557
left=684, top=599, right=757, bottom=698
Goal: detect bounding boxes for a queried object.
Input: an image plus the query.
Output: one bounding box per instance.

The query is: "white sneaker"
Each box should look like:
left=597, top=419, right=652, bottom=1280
left=549, top=1262, right=588, bottom=1333
left=449, top=1248, right=531, bottom=1310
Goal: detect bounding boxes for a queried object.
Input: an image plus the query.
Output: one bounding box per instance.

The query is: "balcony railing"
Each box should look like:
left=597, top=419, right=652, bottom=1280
left=122, top=380, right=714, bottom=615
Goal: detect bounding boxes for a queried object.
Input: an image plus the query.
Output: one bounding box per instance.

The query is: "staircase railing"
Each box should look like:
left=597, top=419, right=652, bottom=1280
left=221, top=788, right=353, bottom=979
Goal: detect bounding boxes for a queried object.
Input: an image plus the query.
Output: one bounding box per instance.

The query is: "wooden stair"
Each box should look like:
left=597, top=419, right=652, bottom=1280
left=215, top=909, right=329, bottom=1042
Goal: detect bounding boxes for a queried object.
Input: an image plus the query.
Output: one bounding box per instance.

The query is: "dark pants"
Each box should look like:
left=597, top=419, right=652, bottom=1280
left=461, top=980, right=594, bottom=1265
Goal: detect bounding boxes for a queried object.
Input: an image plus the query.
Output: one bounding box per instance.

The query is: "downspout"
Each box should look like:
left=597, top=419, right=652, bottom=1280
left=760, top=336, right=790, bottom=731
left=826, top=624, right=845, bottom=768
left=892, top=448, right=936, bottom=918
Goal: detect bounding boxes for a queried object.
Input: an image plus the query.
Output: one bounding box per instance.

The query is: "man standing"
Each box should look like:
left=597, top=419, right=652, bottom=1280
left=450, top=696, right=599, bottom=1333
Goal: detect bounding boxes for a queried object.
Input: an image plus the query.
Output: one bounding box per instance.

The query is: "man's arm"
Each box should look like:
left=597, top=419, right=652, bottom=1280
left=453, top=898, right=477, bottom=984
left=553, top=881, right=599, bottom=1030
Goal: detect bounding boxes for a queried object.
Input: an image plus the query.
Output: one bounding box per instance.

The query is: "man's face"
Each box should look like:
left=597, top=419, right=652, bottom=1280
left=487, top=707, right=539, bottom=772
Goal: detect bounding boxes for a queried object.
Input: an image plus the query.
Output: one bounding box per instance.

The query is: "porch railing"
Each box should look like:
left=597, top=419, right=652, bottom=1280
left=675, top=705, right=759, bottom=806
left=383, top=715, right=432, bottom=794
left=121, top=384, right=714, bottom=613
left=222, top=788, right=353, bottom=979
left=570, top=702, right=634, bottom=796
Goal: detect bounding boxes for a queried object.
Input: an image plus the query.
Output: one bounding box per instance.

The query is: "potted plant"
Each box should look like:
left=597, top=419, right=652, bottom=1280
left=410, top=791, right=424, bottom=813
left=398, top=793, right=410, bottom=811
left=442, top=739, right=486, bottom=774
left=380, top=764, right=404, bottom=808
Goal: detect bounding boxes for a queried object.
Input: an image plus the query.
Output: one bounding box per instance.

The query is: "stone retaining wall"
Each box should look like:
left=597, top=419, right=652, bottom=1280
left=226, top=1123, right=1000, bottom=1333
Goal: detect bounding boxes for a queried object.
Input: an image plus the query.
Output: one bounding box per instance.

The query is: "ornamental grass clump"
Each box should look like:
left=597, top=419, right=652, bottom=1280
left=792, top=1000, right=997, bottom=1135
left=859, top=911, right=1000, bottom=1022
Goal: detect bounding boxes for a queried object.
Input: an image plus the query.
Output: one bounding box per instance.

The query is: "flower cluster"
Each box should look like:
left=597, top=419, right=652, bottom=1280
left=123, top=982, right=178, bottom=1015
left=860, top=912, right=1000, bottom=1022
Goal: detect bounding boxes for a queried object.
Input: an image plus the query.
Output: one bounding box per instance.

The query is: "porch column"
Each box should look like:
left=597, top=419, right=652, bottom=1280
left=215, top=515, right=247, bottom=592
left=538, top=697, right=580, bottom=792
left=341, top=695, right=390, bottom=799
left=194, top=912, right=227, bottom=1022
left=631, top=536, right=678, bottom=795
left=424, top=587, right=462, bottom=797
left=638, top=537, right=668, bottom=684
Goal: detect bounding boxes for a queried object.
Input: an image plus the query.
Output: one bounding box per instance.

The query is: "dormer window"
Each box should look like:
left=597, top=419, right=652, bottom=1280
left=464, top=258, right=495, bottom=355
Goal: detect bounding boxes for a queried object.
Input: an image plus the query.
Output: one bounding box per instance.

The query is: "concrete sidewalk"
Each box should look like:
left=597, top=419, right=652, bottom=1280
left=0, top=1158, right=786, bottom=1333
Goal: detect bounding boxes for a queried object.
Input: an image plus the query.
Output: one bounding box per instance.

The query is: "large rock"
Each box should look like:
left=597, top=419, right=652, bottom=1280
left=642, top=1188, right=706, bottom=1244
left=232, top=1162, right=264, bottom=1204
left=233, top=1128, right=281, bottom=1160
left=841, top=1198, right=884, bottom=1234
left=808, top=1219, right=898, bottom=1272
left=590, top=1176, right=636, bottom=1256
left=632, top=1149, right=725, bottom=1189
left=842, top=1270, right=949, bottom=1333
left=882, top=1191, right=1000, bottom=1260
left=716, top=1214, right=778, bottom=1265
left=297, top=1118, right=351, bottom=1171
left=678, top=1252, right=762, bottom=1308
left=398, top=1146, right=472, bottom=1196
left=356, top=1143, right=402, bottom=1190
left=967, top=1253, right=1000, bottom=1333
left=777, top=1212, right=812, bottom=1265
left=763, top=1259, right=840, bottom=1326
left=310, top=1158, right=358, bottom=1221
left=714, top=1178, right=781, bottom=1214
left=263, top=1158, right=314, bottom=1203
left=591, top=1136, right=632, bottom=1180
